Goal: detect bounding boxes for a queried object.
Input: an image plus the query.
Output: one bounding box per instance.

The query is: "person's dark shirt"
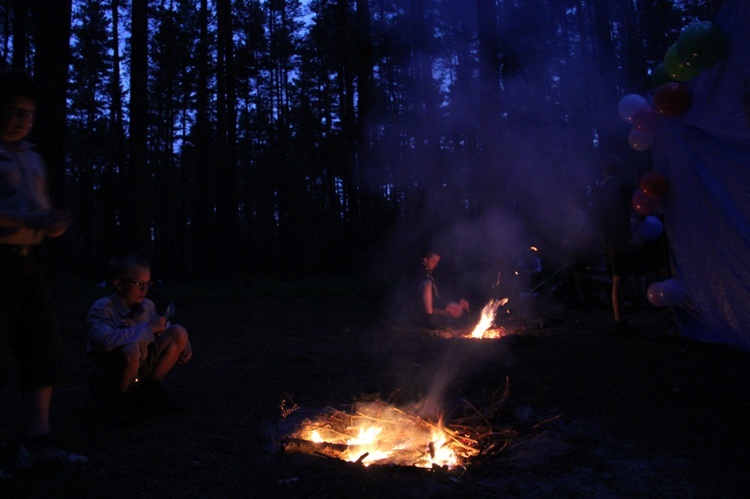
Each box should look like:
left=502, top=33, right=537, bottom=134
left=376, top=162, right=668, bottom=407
left=592, top=175, right=632, bottom=250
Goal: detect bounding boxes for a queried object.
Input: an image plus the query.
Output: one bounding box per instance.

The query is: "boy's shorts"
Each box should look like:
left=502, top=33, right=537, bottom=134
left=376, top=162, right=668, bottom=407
left=88, top=343, right=159, bottom=398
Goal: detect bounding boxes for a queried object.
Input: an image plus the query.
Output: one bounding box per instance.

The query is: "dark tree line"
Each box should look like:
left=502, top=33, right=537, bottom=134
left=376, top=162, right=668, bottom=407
left=0, top=0, right=721, bottom=283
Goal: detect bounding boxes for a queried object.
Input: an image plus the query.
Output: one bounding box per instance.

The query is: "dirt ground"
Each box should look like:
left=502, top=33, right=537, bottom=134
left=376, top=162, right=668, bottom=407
left=1, top=279, right=749, bottom=498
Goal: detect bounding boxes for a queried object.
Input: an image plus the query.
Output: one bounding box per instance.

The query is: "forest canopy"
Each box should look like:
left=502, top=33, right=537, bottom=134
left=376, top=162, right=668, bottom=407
left=0, top=0, right=721, bottom=284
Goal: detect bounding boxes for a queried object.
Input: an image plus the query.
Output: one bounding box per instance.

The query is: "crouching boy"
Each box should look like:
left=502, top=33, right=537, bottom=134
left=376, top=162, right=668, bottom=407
left=86, top=253, right=192, bottom=414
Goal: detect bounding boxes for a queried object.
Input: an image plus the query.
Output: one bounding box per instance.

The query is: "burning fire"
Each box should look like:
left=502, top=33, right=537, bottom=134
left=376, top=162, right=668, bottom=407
left=468, top=297, right=509, bottom=339
left=292, top=401, right=478, bottom=469
left=284, top=282, right=521, bottom=469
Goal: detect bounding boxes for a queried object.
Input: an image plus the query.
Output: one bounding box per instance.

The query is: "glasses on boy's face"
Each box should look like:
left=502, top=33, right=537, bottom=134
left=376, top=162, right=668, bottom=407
left=7, top=106, right=35, bottom=121
left=120, top=279, right=153, bottom=290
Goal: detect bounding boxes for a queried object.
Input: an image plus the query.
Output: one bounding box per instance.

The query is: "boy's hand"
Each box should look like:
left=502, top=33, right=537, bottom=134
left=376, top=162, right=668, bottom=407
left=26, top=209, right=72, bottom=237
left=446, top=302, right=464, bottom=317
left=45, top=209, right=72, bottom=237
left=178, top=341, right=193, bottom=364
left=162, top=302, right=175, bottom=319
left=149, top=315, right=167, bottom=335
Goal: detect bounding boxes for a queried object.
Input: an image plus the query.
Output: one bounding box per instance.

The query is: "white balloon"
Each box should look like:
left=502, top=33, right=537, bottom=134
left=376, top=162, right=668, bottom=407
left=659, top=278, right=687, bottom=305
left=618, top=94, right=650, bottom=124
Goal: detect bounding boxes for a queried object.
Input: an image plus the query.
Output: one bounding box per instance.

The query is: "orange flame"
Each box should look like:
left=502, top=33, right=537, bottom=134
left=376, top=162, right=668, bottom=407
left=296, top=402, right=475, bottom=468
left=468, top=297, right=509, bottom=338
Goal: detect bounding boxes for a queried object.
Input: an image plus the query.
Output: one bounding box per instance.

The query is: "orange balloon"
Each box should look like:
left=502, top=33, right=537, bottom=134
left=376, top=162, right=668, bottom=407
left=631, top=108, right=658, bottom=132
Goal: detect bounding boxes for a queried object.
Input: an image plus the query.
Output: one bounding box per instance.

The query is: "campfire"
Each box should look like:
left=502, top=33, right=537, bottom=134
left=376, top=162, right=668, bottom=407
left=282, top=400, right=476, bottom=469
left=278, top=276, right=558, bottom=472
left=467, top=297, right=510, bottom=339
left=277, top=375, right=541, bottom=474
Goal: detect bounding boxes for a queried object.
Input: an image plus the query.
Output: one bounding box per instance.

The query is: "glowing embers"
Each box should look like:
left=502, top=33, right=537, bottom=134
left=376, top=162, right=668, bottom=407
left=284, top=401, right=478, bottom=469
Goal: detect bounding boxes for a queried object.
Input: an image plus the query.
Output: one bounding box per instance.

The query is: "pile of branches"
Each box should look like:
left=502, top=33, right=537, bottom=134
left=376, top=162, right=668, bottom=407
left=279, top=376, right=560, bottom=476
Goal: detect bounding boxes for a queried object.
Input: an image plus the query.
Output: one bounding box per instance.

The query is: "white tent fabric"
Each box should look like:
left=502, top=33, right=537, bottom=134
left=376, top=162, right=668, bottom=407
left=651, top=0, right=750, bottom=351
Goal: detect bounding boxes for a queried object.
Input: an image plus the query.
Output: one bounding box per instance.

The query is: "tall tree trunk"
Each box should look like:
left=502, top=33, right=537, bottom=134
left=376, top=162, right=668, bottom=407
left=590, top=0, right=625, bottom=154
left=11, top=0, right=29, bottom=69
left=333, top=0, right=357, bottom=270
left=216, top=0, right=240, bottom=275
left=476, top=0, right=504, bottom=209
left=30, top=0, right=71, bottom=276
left=192, top=0, right=212, bottom=278
left=129, top=0, right=151, bottom=251
left=30, top=0, right=71, bottom=204
left=106, top=0, right=125, bottom=255
left=353, top=0, right=375, bottom=257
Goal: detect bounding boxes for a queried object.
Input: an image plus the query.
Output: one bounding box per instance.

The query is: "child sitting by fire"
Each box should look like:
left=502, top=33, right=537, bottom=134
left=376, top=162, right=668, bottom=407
left=86, top=253, right=192, bottom=414
left=415, top=250, right=470, bottom=329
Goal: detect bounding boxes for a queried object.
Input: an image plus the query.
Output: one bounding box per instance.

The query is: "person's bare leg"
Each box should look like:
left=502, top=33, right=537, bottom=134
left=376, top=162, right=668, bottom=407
left=118, top=343, right=142, bottom=392
left=17, top=387, right=88, bottom=468
left=22, top=387, right=52, bottom=438
left=612, top=274, right=623, bottom=322
left=150, top=326, right=188, bottom=382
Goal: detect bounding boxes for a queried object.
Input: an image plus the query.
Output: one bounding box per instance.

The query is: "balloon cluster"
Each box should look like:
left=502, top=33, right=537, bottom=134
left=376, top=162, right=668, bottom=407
left=633, top=172, right=687, bottom=307
left=618, top=94, right=659, bottom=151
left=612, top=23, right=720, bottom=310
left=617, top=21, right=729, bottom=152
left=664, top=21, right=728, bottom=81
left=651, top=21, right=729, bottom=117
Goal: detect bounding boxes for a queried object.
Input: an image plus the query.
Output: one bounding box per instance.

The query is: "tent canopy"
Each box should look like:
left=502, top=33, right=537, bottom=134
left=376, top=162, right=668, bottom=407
left=652, top=0, right=750, bottom=351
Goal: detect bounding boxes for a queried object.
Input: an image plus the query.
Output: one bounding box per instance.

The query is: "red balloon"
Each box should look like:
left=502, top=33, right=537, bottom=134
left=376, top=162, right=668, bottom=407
left=653, top=82, right=691, bottom=117
left=632, top=189, right=660, bottom=215
left=639, top=172, right=669, bottom=197
left=647, top=282, right=666, bottom=307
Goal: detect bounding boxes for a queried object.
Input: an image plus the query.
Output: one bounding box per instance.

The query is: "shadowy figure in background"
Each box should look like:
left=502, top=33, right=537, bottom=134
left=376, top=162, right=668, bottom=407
left=0, top=69, right=88, bottom=471
left=413, top=250, right=470, bottom=329
left=514, top=245, right=543, bottom=293
left=86, top=253, right=192, bottom=414
left=592, top=154, right=637, bottom=335
left=555, top=186, right=601, bottom=309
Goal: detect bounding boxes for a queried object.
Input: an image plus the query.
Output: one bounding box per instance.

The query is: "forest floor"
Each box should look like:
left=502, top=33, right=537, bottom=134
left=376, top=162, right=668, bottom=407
left=1, top=278, right=749, bottom=498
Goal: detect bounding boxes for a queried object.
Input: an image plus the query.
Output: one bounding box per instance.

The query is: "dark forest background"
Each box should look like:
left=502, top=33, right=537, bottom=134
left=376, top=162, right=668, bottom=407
left=0, top=0, right=722, bottom=288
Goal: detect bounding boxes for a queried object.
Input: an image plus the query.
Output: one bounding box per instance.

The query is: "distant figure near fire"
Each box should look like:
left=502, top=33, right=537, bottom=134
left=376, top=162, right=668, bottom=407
left=415, top=250, right=469, bottom=329
left=86, top=253, right=192, bottom=414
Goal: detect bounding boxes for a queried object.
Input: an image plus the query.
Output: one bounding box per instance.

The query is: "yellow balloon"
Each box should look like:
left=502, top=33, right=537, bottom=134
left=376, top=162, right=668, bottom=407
left=664, top=44, right=702, bottom=81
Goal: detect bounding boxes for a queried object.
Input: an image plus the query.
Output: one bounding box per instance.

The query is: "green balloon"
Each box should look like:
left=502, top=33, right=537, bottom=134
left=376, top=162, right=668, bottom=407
left=664, top=44, right=702, bottom=81
left=675, top=21, right=729, bottom=71
left=651, top=62, right=675, bottom=89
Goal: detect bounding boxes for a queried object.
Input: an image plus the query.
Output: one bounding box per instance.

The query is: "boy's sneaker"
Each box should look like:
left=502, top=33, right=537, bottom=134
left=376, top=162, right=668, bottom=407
left=15, top=435, right=88, bottom=470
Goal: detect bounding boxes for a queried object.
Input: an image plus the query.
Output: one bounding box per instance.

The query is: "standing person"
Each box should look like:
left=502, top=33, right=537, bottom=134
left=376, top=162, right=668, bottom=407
left=0, top=69, right=88, bottom=470
left=86, top=253, right=192, bottom=414
left=415, top=250, right=469, bottom=329
left=592, top=154, right=636, bottom=335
